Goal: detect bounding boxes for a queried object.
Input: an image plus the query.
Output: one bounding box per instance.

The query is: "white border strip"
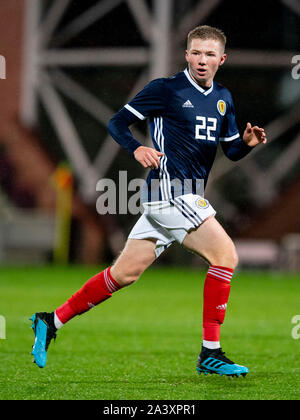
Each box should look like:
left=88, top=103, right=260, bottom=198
left=124, top=104, right=146, bottom=120
left=219, top=132, right=240, bottom=142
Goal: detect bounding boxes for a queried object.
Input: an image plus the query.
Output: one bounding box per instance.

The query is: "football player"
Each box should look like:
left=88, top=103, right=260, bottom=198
left=31, top=25, right=266, bottom=376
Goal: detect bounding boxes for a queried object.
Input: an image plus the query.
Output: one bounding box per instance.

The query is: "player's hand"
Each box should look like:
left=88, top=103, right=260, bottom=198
left=133, top=146, right=164, bottom=169
left=243, top=122, right=267, bottom=147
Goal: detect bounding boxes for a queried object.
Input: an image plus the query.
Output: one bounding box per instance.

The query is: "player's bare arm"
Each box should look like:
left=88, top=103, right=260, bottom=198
left=133, top=146, right=164, bottom=169
left=243, top=122, right=267, bottom=147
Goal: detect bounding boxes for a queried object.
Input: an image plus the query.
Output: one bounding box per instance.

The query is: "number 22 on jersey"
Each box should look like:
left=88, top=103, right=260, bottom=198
left=195, top=116, right=217, bottom=141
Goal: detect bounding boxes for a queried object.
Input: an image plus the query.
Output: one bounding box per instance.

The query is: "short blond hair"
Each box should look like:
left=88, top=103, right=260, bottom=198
left=187, top=25, right=226, bottom=52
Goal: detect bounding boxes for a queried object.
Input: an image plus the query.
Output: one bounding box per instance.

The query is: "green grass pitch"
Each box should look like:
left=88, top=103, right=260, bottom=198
left=0, top=265, right=300, bottom=400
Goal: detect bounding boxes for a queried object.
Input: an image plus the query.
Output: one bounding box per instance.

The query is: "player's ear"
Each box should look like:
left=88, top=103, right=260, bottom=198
left=185, top=50, right=189, bottom=63
left=219, top=53, right=227, bottom=66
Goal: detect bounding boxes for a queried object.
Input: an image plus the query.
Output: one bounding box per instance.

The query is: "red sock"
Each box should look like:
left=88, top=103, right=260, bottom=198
left=203, top=265, right=233, bottom=343
left=55, top=266, right=121, bottom=325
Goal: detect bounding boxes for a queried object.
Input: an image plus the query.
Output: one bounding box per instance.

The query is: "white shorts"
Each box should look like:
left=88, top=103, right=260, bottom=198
left=128, top=194, right=216, bottom=258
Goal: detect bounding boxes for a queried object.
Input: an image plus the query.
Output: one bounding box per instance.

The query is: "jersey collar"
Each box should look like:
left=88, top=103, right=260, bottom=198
left=184, top=68, right=214, bottom=96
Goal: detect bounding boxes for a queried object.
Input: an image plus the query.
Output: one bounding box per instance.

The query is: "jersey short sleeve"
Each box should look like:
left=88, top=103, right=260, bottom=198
left=124, top=78, right=166, bottom=120
left=219, top=92, right=240, bottom=142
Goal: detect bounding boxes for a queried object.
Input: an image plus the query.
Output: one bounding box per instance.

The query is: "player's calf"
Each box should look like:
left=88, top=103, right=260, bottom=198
left=54, top=266, right=122, bottom=325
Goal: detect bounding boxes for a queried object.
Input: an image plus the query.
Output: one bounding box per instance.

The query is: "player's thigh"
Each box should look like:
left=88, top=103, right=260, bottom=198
left=182, top=216, right=238, bottom=268
left=111, top=238, right=157, bottom=286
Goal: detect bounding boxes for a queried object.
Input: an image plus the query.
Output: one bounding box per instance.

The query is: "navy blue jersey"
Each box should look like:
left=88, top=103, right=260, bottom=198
left=107, top=69, right=252, bottom=202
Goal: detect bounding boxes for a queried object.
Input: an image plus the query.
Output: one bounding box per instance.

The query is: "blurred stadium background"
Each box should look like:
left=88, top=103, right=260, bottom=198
left=0, top=0, right=300, bottom=271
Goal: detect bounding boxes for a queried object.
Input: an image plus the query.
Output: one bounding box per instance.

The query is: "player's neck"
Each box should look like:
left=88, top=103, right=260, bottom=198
left=188, top=68, right=212, bottom=89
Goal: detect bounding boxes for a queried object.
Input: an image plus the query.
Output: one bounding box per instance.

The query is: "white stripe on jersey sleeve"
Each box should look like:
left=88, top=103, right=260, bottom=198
left=124, top=104, right=146, bottom=120
left=219, top=132, right=240, bottom=142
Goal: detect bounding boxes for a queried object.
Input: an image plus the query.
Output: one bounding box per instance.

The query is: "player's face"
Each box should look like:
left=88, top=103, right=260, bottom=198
left=185, top=38, right=227, bottom=88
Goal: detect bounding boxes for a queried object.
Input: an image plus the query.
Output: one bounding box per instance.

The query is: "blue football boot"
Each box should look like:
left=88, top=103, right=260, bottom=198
left=196, top=346, right=249, bottom=377
left=30, top=312, right=57, bottom=368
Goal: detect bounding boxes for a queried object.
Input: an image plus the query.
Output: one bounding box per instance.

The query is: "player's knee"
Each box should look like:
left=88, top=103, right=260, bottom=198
left=210, top=242, right=238, bottom=269
left=111, top=265, right=143, bottom=287
left=120, top=272, right=140, bottom=287
left=220, top=243, right=238, bottom=269
left=231, top=247, right=239, bottom=269
left=225, top=243, right=239, bottom=269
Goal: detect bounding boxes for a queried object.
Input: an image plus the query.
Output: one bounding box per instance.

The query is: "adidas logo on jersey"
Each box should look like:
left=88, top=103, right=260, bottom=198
left=182, top=100, right=194, bottom=108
